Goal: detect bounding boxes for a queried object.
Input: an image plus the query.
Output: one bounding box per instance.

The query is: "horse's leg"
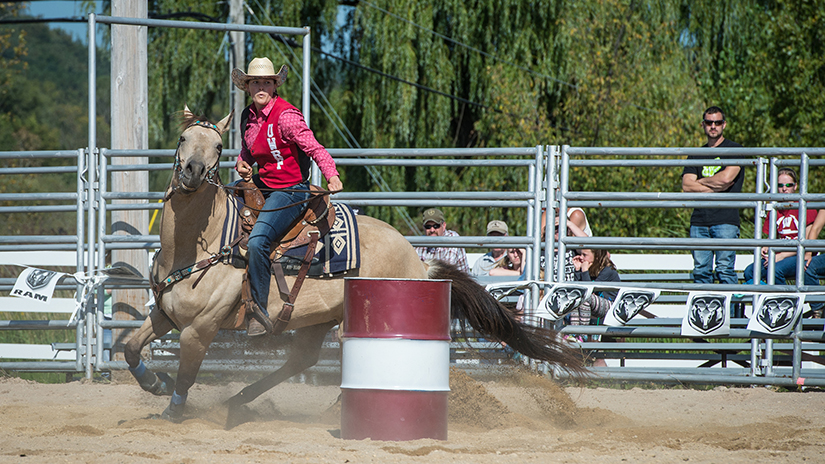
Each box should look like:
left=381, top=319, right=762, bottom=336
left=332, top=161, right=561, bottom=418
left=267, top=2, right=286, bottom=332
left=124, top=309, right=176, bottom=396
left=224, top=321, right=336, bottom=427
left=161, top=322, right=219, bottom=422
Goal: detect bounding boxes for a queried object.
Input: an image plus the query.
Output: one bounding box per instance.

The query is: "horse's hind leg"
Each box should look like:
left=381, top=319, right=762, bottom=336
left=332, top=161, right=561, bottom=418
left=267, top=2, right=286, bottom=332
left=224, top=321, right=337, bottom=428
left=124, top=309, right=176, bottom=396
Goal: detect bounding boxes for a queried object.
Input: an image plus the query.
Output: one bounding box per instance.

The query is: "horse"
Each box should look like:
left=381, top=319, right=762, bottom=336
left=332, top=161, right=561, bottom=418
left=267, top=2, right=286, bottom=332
left=124, top=107, right=586, bottom=427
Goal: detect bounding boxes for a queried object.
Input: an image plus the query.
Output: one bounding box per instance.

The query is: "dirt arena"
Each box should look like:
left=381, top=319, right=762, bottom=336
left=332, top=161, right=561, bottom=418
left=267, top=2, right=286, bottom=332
left=2, top=369, right=824, bottom=463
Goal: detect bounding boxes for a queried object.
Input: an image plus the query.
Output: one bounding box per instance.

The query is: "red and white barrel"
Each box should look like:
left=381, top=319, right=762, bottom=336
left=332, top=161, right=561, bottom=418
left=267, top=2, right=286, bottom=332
left=340, top=278, right=451, bottom=441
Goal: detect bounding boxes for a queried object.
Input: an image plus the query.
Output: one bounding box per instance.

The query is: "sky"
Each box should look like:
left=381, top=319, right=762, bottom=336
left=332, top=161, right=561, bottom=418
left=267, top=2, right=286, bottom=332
left=23, top=0, right=106, bottom=44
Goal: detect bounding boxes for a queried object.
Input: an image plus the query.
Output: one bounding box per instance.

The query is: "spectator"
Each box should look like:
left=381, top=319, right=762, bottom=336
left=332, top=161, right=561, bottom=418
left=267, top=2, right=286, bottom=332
left=415, top=208, right=470, bottom=273
left=536, top=206, right=593, bottom=282
left=540, top=206, right=592, bottom=240
left=472, top=220, right=509, bottom=276
left=569, top=248, right=621, bottom=365
left=570, top=249, right=621, bottom=326
left=744, top=168, right=819, bottom=286
left=553, top=215, right=591, bottom=282
left=681, top=106, right=744, bottom=285
left=489, top=248, right=526, bottom=277
left=803, top=210, right=825, bottom=316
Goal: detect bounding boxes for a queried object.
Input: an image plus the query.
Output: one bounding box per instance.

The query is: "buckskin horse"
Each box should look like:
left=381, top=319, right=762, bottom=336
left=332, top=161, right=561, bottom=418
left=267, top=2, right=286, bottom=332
left=123, top=107, right=584, bottom=427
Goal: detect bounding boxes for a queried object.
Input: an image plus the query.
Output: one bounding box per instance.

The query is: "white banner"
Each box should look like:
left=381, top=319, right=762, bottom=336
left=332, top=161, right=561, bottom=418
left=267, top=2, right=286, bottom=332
left=746, top=293, right=804, bottom=336
left=535, top=284, right=593, bottom=321
left=681, top=292, right=730, bottom=337
left=603, top=288, right=661, bottom=326
left=10, top=267, right=64, bottom=305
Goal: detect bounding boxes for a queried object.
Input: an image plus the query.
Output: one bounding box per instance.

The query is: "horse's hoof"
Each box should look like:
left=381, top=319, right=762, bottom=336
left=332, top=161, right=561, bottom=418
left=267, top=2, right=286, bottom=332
left=225, top=404, right=254, bottom=430
left=161, top=403, right=184, bottom=423
left=155, top=372, right=176, bottom=396
left=223, top=392, right=245, bottom=409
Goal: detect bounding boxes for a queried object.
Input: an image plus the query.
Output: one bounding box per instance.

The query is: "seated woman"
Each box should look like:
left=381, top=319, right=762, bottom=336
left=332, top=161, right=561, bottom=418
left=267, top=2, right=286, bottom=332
left=569, top=249, right=620, bottom=326
left=744, top=168, right=818, bottom=286
left=489, top=248, right=526, bottom=277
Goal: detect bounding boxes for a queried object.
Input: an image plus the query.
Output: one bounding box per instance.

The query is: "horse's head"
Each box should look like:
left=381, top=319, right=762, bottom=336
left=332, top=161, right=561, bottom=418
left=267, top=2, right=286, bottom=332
left=167, top=106, right=233, bottom=197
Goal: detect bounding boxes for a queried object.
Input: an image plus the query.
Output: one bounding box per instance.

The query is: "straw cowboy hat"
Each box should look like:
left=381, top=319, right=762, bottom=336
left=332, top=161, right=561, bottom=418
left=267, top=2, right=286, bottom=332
left=231, top=57, right=288, bottom=92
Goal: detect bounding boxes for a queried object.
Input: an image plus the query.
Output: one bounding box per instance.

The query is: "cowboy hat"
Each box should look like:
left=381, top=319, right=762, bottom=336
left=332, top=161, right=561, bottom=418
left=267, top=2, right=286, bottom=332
left=231, top=57, right=288, bottom=91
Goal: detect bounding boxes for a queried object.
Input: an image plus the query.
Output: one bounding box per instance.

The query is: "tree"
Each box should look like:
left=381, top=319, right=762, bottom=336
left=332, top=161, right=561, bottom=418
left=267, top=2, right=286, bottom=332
left=24, top=0, right=822, bottom=240
left=0, top=5, right=110, bottom=237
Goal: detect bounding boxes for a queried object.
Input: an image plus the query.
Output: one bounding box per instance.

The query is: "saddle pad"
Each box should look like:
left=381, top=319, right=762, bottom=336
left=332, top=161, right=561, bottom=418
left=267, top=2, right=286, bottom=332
left=222, top=195, right=246, bottom=268
left=282, top=202, right=360, bottom=275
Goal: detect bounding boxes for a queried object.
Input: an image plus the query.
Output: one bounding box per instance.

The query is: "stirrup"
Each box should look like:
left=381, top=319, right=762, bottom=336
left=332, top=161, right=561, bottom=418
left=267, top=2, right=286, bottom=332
left=248, top=302, right=274, bottom=335
left=247, top=317, right=267, bottom=337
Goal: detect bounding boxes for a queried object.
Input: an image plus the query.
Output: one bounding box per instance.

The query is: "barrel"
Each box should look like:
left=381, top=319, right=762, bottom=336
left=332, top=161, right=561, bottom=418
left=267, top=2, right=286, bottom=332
left=340, top=278, right=451, bottom=441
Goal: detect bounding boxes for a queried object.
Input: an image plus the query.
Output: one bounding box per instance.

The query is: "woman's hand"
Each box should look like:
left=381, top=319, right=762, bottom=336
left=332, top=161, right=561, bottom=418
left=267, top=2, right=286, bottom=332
left=572, top=254, right=584, bottom=271
left=572, top=254, right=591, bottom=272
left=327, top=175, right=343, bottom=192
left=235, top=159, right=253, bottom=181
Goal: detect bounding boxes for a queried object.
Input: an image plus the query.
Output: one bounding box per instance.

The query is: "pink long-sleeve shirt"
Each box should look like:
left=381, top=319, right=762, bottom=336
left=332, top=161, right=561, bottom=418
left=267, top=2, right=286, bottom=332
left=239, top=97, right=339, bottom=181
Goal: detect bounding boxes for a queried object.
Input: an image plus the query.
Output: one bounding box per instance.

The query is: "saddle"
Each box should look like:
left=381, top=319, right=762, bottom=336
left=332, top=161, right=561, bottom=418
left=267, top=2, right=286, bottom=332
left=232, top=181, right=336, bottom=335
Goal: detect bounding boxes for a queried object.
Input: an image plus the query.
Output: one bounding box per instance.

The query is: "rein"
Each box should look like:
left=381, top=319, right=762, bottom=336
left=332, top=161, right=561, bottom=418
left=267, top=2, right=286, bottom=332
left=168, top=120, right=340, bottom=212
left=222, top=183, right=341, bottom=214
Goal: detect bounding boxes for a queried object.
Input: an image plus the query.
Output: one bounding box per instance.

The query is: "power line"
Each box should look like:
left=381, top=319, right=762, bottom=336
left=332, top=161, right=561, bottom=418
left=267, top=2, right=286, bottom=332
left=359, top=0, right=577, bottom=90
left=246, top=2, right=422, bottom=234
left=358, top=0, right=673, bottom=118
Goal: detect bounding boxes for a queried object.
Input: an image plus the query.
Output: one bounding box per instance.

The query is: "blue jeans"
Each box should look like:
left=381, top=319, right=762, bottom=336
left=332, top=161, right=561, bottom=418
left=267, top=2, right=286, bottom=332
left=744, top=256, right=817, bottom=286
left=690, top=224, right=739, bottom=284
left=804, top=255, right=825, bottom=312
left=248, top=181, right=311, bottom=314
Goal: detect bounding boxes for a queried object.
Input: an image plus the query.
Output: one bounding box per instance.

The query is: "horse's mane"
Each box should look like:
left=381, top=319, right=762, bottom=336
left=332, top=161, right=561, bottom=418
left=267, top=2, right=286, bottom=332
left=177, top=111, right=209, bottom=131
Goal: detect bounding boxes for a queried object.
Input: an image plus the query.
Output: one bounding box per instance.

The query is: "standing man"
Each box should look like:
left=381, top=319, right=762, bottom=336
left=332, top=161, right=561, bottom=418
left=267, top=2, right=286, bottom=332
left=472, top=220, right=509, bottom=276
left=681, top=106, right=744, bottom=285
left=415, top=208, right=470, bottom=273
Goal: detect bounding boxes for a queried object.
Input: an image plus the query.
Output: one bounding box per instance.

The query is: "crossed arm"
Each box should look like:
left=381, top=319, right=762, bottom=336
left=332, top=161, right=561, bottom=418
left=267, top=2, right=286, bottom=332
left=681, top=166, right=741, bottom=193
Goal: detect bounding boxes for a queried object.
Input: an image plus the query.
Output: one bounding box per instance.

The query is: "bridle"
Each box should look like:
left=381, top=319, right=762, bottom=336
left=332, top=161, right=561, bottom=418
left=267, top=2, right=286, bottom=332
left=172, top=120, right=223, bottom=194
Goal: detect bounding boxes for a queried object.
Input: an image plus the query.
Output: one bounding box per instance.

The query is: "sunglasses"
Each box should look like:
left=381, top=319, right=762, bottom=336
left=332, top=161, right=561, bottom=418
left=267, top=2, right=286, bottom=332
left=424, top=223, right=442, bottom=230
left=703, top=119, right=725, bottom=127
left=777, top=182, right=796, bottom=188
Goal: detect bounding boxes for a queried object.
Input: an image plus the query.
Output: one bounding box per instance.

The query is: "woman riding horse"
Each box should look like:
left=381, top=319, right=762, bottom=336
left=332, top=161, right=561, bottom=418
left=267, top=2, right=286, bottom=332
left=125, top=107, right=587, bottom=425
left=231, top=57, right=344, bottom=337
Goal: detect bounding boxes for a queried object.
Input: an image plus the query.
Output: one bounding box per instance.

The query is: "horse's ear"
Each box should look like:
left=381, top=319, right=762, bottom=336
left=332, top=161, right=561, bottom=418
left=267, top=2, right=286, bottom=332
left=183, top=105, right=195, bottom=120
left=215, top=110, right=234, bottom=136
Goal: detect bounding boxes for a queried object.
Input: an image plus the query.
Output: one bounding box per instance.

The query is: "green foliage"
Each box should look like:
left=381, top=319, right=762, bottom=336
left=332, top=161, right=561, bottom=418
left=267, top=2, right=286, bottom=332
left=336, top=0, right=825, bottom=237
left=3, top=0, right=825, bottom=240
left=146, top=1, right=230, bottom=147
left=0, top=9, right=111, bottom=237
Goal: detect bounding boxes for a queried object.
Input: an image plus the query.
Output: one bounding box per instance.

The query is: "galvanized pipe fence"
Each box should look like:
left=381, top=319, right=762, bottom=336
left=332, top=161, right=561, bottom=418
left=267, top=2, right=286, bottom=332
left=3, top=144, right=825, bottom=388
left=551, top=146, right=825, bottom=387
left=1, top=14, right=824, bottom=387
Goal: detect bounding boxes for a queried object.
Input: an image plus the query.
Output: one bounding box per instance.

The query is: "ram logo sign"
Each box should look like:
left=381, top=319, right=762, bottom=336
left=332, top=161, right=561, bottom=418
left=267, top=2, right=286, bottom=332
left=747, top=294, right=802, bottom=336
left=681, top=293, right=730, bottom=337
left=10, top=267, right=63, bottom=304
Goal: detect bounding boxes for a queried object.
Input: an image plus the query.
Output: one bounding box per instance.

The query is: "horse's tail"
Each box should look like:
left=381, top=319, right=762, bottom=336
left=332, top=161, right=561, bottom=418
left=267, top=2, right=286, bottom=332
left=426, top=260, right=587, bottom=378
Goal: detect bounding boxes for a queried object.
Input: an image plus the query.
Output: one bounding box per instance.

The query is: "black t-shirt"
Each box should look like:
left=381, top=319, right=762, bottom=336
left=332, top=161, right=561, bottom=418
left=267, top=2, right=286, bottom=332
left=682, top=138, right=744, bottom=227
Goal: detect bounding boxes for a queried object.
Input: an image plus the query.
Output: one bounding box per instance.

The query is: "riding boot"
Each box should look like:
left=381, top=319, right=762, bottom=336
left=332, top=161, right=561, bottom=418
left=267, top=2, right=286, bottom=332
left=247, top=301, right=273, bottom=337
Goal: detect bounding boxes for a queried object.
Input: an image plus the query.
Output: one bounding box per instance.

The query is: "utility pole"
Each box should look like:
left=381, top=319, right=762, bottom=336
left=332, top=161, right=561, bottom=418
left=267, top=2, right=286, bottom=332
left=229, top=0, right=245, bottom=181
left=110, top=0, right=149, bottom=358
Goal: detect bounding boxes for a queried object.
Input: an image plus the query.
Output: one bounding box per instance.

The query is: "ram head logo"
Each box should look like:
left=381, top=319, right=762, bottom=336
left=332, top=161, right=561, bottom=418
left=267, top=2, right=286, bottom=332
left=547, top=286, right=585, bottom=318
left=26, top=269, right=57, bottom=290
left=613, top=291, right=654, bottom=324
left=756, top=296, right=799, bottom=333
left=687, top=295, right=726, bottom=334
